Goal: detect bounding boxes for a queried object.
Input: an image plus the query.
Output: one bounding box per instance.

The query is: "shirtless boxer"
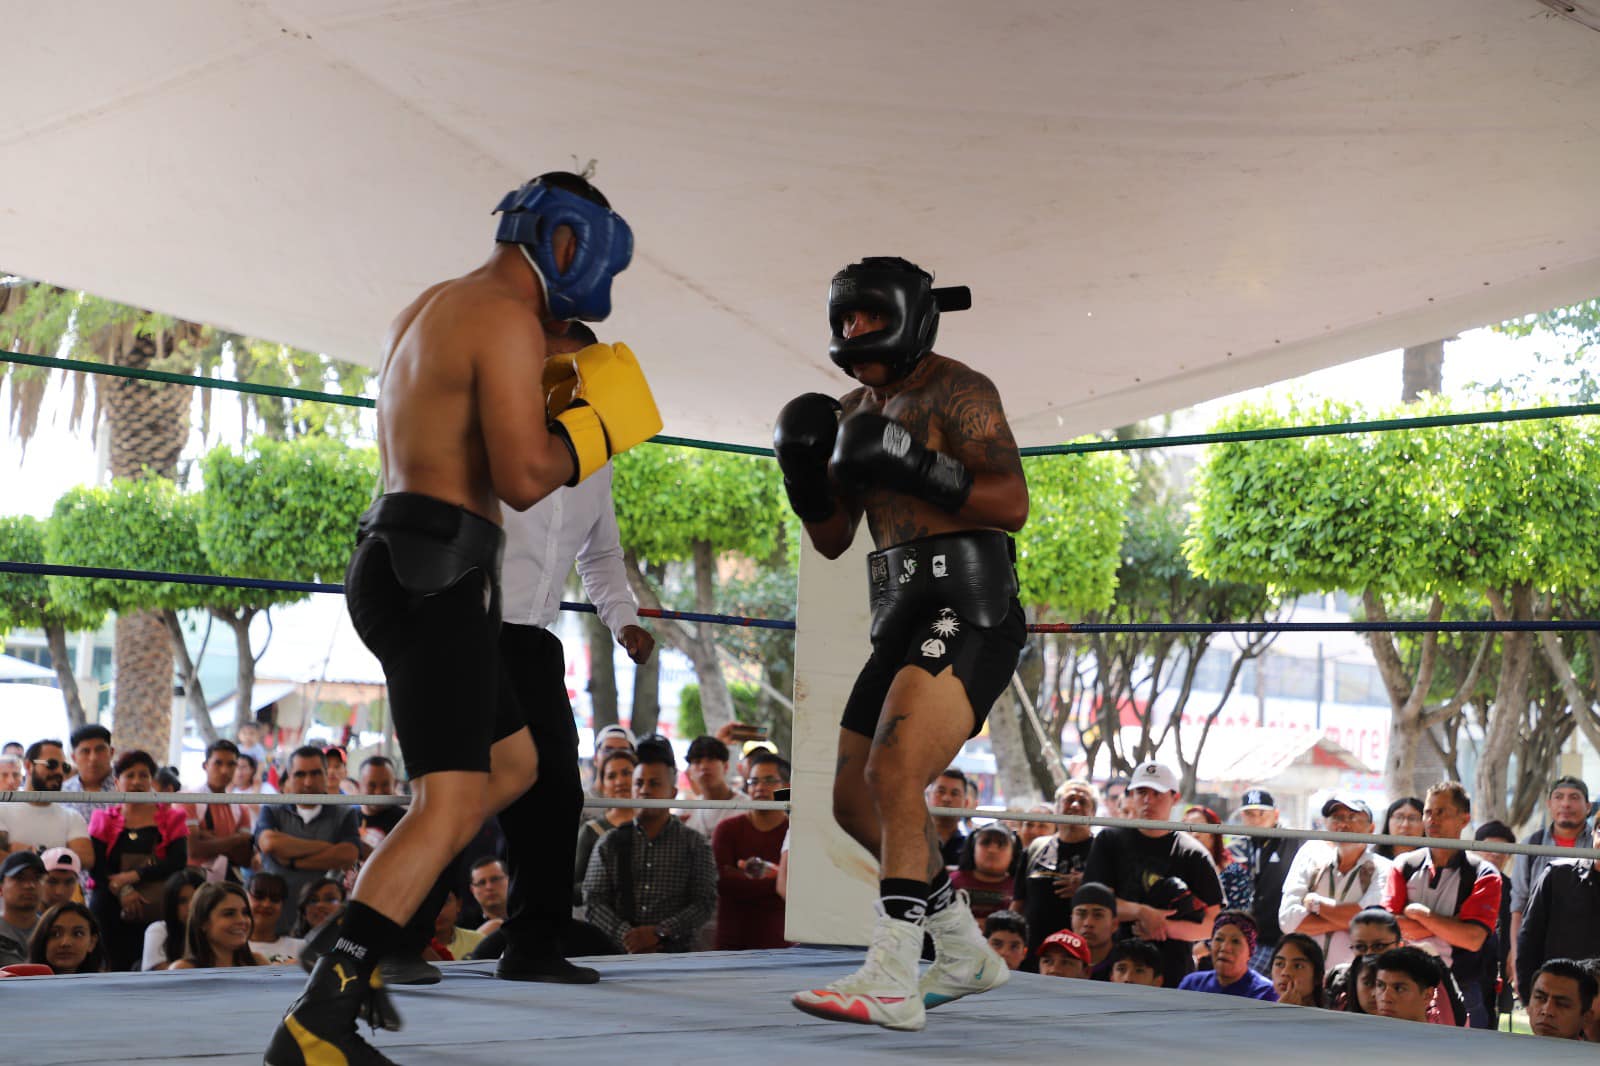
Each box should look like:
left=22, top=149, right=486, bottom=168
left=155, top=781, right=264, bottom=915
left=266, top=172, right=660, bottom=1065
left=780, top=257, right=1029, bottom=1031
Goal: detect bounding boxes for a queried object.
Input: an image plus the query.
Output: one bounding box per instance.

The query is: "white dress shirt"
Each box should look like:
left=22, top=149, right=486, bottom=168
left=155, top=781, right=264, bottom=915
left=500, top=464, right=640, bottom=636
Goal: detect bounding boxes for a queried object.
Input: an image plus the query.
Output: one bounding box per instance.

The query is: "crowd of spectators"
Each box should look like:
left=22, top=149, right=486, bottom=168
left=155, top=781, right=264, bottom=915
left=1, top=723, right=1597, bottom=1043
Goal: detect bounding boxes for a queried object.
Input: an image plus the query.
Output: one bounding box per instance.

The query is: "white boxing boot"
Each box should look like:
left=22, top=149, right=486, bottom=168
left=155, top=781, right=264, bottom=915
left=919, top=891, right=1009, bottom=1008
left=792, top=908, right=927, bottom=1031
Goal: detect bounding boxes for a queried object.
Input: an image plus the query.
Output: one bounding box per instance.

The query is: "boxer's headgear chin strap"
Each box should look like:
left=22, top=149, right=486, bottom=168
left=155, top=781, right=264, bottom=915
left=493, top=180, right=633, bottom=322
left=827, top=257, right=971, bottom=381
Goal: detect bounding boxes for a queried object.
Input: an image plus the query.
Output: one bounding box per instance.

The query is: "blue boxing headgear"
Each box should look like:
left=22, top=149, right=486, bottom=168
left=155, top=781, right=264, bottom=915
left=493, top=178, right=632, bottom=321
left=828, top=257, right=971, bottom=381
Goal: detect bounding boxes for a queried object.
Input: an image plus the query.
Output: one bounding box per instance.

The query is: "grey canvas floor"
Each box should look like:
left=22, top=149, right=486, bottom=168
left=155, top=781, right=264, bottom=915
left=5, top=948, right=1591, bottom=1064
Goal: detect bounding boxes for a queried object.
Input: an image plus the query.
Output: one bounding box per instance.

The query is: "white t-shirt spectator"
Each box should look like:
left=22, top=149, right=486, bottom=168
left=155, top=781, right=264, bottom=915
left=141, top=921, right=180, bottom=971
left=0, top=803, right=90, bottom=851
left=251, top=936, right=305, bottom=965
left=680, top=803, right=741, bottom=839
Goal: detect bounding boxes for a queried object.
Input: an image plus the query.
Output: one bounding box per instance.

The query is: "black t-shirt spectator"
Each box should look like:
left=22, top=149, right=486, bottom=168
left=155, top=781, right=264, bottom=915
left=360, top=807, right=403, bottom=838
left=1084, top=827, right=1223, bottom=989
left=940, top=828, right=968, bottom=868
left=1018, top=834, right=1094, bottom=952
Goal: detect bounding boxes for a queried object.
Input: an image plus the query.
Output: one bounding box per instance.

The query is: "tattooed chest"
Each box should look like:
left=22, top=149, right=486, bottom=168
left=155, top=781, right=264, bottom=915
left=852, top=389, right=954, bottom=548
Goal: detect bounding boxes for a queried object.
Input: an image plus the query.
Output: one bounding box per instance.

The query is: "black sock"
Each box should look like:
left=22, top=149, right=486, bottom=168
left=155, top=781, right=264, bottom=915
left=330, top=900, right=403, bottom=972
left=926, top=867, right=956, bottom=916
left=879, top=878, right=929, bottom=924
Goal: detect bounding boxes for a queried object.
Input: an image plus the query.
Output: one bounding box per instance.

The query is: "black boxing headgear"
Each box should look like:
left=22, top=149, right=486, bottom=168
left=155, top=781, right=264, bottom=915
left=827, top=257, right=971, bottom=381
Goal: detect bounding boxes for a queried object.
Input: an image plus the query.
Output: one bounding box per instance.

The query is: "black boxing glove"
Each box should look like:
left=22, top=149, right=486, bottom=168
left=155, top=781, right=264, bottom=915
left=830, top=411, right=973, bottom=513
left=1147, top=876, right=1206, bottom=924
left=773, top=393, right=844, bottom=523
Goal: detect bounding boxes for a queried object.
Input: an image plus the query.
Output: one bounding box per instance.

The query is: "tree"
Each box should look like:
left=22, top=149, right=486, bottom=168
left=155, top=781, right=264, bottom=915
left=0, top=516, right=106, bottom=729
left=0, top=277, right=373, bottom=755
left=612, top=445, right=787, bottom=736
left=1186, top=395, right=1600, bottom=816
left=197, top=437, right=377, bottom=730
left=47, top=479, right=221, bottom=754
left=992, top=445, right=1132, bottom=805
left=1488, top=300, right=1600, bottom=402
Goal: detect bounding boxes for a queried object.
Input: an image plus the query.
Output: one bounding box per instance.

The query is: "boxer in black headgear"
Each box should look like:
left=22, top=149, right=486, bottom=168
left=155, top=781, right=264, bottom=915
left=777, top=256, right=1029, bottom=1032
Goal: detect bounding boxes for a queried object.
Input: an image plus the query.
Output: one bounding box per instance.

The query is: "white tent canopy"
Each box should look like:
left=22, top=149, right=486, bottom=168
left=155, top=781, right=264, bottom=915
left=3, top=3, right=1599, bottom=447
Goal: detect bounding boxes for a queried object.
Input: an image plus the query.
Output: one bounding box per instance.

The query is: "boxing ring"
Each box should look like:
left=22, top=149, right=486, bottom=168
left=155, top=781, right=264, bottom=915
left=4, top=361, right=1600, bottom=1062
left=8, top=948, right=1595, bottom=1066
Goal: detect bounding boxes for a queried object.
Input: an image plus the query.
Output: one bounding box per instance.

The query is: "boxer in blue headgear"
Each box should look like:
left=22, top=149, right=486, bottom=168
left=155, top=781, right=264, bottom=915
left=775, top=256, right=1030, bottom=1032
left=494, top=173, right=633, bottom=321
left=264, top=169, right=655, bottom=1065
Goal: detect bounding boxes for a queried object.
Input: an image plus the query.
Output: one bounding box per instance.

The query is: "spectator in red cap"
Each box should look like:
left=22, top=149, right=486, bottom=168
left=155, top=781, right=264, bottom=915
left=1038, top=928, right=1092, bottom=979
left=1177, top=911, right=1278, bottom=1001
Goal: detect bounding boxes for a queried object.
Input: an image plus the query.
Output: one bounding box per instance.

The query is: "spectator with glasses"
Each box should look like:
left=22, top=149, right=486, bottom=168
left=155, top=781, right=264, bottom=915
left=1017, top=779, right=1097, bottom=955
left=1334, top=907, right=1465, bottom=1024
left=1278, top=795, right=1391, bottom=968
left=469, top=857, right=510, bottom=936
left=712, top=751, right=790, bottom=950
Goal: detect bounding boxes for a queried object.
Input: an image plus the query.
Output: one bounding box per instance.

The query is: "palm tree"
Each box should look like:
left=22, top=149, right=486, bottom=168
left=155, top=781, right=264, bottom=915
left=1, top=275, right=370, bottom=756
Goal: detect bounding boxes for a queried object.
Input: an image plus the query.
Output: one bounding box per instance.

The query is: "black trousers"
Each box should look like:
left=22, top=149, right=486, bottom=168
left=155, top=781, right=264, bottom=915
left=495, top=621, right=583, bottom=953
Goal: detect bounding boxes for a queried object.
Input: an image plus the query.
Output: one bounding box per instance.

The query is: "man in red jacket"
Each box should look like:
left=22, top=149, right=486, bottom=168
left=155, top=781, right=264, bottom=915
left=712, top=751, right=791, bottom=950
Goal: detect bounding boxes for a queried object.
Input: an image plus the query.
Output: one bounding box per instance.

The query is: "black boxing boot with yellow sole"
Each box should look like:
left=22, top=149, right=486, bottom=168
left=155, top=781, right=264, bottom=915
left=265, top=901, right=404, bottom=1066
left=265, top=955, right=400, bottom=1066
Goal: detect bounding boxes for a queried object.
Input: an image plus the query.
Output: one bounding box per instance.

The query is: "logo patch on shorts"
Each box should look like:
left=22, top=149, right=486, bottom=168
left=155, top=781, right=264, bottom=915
left=932, top=554, right=947, bottom=578
left=870, top=556, right=889, bottom=585
left=898, top=556, right=917, bottom=585
left=931, top=610, right=960, bottom=638
left=921, top=638, right=946, bottom=658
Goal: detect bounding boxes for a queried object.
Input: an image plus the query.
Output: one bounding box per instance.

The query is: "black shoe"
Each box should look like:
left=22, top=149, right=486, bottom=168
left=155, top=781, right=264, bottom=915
left=264, top=956, right=401, bottom=1066
left=380, top=952, right=442, bottom=986
left=496, top=948, right=600, bottom=984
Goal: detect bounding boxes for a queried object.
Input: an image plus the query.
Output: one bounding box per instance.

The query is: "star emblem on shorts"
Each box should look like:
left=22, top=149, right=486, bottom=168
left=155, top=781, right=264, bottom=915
left=931, top=613, right=959, bottom=638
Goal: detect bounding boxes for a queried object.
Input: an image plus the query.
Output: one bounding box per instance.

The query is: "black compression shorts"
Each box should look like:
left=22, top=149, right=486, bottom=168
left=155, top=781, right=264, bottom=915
left=839, top=530, right=1026, bottom=739
left=344, top=493, right=527, bottom=777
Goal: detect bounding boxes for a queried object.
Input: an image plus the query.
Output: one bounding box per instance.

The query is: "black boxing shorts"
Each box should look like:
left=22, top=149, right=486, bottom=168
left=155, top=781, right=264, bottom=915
left=839, top=530, right=1026, bottom=740
left=344, top=492, right=526, bottom=777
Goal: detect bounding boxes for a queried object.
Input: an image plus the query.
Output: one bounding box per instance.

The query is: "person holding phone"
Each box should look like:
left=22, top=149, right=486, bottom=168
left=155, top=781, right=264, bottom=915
left=1016, top=779, right=1098, bottom=954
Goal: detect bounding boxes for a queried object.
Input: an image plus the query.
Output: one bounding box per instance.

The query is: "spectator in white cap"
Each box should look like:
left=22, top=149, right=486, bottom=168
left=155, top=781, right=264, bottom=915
left=1278, top=794, right=1391, bottom=969
left=1227, top=787, right=1301, bottom=974
left=1083, top=760, right=1222, bottom=989
left=594, top=724, right=636, bottom=760
left=38, top=847, right=84, bottom=910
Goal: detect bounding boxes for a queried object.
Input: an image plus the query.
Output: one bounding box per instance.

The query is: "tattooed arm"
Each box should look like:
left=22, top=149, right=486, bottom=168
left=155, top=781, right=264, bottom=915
left=941, top=363, right=1028, bottom=531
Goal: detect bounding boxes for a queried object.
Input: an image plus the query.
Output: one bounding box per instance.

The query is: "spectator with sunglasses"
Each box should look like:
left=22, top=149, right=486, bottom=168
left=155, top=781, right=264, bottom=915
left=711, top=751, right=790, bottom=950
left=248, top=872, right=304, bottom=963
left=0, top=740, right=93, bottom=869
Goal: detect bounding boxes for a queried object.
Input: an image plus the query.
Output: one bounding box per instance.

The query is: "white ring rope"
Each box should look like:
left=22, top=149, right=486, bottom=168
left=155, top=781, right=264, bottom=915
left=9, top=791, right=1594, bottom=860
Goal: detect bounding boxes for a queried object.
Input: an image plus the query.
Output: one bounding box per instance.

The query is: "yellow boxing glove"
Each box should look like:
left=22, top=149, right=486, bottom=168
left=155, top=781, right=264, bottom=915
left=543, top=342, right=664, bottom=485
